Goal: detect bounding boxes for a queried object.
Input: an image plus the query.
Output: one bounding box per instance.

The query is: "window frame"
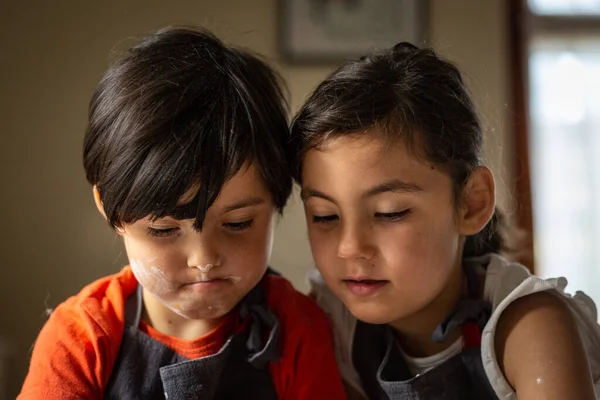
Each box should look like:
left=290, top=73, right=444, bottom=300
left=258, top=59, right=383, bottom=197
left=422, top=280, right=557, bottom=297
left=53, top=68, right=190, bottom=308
left=508, top=0, right=600, bottom=273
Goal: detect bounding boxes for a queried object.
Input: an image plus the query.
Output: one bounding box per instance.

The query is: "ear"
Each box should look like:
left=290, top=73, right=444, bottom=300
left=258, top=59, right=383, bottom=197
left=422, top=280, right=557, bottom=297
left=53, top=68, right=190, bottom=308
left=458, top=166, right=496, bottom=236
left=93, top=186, right=107, bottom=219
left=94, top=186, right=125, bottom=235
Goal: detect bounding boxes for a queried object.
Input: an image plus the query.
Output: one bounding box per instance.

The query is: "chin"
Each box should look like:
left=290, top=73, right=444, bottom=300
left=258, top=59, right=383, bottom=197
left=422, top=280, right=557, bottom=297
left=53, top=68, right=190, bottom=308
left=173, top=301, right=234, bottom=320
left=343, top=300, right=399, bottom=325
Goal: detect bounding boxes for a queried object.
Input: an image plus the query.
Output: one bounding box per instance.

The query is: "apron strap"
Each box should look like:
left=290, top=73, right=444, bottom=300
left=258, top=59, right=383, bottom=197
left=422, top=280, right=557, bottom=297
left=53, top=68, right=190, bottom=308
left=431, top=261, right=492, bottom=346
left=123, top=284, right=143, bottom=328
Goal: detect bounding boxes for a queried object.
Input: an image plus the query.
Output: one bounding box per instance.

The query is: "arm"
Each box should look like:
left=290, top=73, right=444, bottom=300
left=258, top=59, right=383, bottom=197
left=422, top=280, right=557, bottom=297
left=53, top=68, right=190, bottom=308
left=18, top=303, right=109, bottom=400
left=495, top=291, right=596, bottom=400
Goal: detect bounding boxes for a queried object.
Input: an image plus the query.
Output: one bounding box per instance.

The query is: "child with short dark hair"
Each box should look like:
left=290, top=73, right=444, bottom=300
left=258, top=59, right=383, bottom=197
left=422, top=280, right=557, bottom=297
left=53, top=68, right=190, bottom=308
left=19, top=27, right=346, bottom=400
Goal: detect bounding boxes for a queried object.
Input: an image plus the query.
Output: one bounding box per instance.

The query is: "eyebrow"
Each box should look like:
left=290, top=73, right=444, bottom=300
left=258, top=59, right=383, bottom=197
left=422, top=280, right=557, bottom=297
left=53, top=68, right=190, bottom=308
left=364, top=179, right=423, bottom=197
left=300, top=188, right=336, bottom=203
left=221, top=197, right=266, bottom=213
left=166, top=196, right=266, bottom=220
left=301, top=179, right=423, bottom=204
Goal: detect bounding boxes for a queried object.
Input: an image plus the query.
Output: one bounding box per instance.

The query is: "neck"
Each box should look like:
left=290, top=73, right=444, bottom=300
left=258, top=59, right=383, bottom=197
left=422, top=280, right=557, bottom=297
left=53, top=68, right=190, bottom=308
left=141, top=289, right=224, bottom=340
left=389, top=261, right=465, bottom=357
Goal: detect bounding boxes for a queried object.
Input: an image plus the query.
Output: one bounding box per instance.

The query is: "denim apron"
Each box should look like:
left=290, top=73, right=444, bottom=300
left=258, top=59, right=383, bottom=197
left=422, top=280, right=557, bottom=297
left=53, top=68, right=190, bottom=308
left=105, top=277, right=280, bottom=400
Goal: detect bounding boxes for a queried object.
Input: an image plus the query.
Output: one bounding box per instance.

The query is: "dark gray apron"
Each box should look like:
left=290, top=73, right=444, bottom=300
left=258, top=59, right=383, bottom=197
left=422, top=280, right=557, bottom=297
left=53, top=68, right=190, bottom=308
left=353, top=267, right=499, bottom=400
left=104, top=277, right=280, bottom=400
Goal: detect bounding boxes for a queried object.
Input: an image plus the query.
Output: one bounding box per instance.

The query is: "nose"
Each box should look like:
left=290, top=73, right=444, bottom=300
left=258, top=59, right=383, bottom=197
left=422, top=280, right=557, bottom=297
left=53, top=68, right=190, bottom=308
left=336, top=219, right=376, bottom=261
left=187, top=232, right=221, bottom=269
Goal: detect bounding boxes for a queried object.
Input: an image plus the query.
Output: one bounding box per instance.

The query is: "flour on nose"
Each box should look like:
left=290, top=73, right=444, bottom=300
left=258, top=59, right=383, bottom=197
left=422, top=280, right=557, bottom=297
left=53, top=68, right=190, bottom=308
left=195, top=264, right=215, bottom=282
left=196, top=264, right=214, bottom=273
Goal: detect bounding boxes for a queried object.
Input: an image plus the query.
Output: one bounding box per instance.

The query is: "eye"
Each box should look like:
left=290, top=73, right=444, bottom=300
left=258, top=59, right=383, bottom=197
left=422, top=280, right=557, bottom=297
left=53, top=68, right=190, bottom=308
left=375, top=210, right=411, bottom=222
left=223, top=220, right=253, bottom=231
left=147, top=227, right=180, bottom=237
left=312, top=215, right=339, bottom=224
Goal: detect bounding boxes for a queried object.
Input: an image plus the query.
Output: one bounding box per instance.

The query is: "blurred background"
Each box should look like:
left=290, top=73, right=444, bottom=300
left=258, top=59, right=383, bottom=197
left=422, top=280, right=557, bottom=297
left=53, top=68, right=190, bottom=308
left=0, top=0, right=598, bottom=397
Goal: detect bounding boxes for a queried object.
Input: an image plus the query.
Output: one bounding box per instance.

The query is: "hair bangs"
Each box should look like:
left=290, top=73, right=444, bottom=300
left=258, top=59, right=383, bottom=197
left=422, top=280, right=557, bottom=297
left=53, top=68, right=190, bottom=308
left=107, top=84, right=256, bottom=230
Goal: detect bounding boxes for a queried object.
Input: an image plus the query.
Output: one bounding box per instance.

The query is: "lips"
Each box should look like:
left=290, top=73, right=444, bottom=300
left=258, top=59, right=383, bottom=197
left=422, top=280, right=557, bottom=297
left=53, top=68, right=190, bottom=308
left=189, top=278, right=224, bottom=284
left=186, top=275, right=241, bottom=285
left=187, top=276, right=227, bottom=284
left=343, top=278, right=389, bottom=296
left=185, top=278, right=229, bottom=292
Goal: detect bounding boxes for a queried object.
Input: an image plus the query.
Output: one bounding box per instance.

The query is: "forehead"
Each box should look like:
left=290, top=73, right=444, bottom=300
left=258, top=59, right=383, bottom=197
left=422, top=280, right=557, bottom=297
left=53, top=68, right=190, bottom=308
left=218, top=162, right=270, bottom=199
left=304, top=136, right=422, bottom=179
left=179, top=162, right=269, bottom=203
left=166, top=163, right=271, bottom=220
left=302, top=135, right=451, bottom=196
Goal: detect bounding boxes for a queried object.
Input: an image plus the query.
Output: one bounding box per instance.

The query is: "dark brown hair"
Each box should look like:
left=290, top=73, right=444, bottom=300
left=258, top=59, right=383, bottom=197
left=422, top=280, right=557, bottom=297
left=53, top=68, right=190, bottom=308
left=84, top=26, right=292, bottom=229
left=290, top=42, right=507, bottom=258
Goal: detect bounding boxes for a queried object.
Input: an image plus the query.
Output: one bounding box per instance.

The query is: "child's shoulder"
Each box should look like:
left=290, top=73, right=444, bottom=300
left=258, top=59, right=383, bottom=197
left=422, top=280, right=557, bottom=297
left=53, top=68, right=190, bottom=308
left=475, top=254, right=600, bottom=398
left=263, top=272, right=330, bottom=328
left=261, top=273, right=349, bottom=399
left=55, top=266, right=138, bottom=330
left=478, top=253, right=598, bottom=322
left=45, top=266, right=138, bottom=355
left=20, top=267, right=138, bottom=396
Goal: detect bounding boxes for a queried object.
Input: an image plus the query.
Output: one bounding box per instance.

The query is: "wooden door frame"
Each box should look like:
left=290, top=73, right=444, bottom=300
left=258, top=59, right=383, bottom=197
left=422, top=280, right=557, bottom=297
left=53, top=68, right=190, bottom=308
left=508, top=0, right=535, bottom=272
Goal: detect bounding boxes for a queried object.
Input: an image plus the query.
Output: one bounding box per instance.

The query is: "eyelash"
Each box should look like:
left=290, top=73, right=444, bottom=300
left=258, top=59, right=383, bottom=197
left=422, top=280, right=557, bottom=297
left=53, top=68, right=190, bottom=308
left=312, top=215, right=339, bottom=224
left=146, top=219, right=254, bottom=237
left=312, top=210, right=411, bottom=224
left=223, top=219, right=254, bottom=231
left=147, top=227, right=179, bottom=237
left=375, top=210, right=411, bottom=222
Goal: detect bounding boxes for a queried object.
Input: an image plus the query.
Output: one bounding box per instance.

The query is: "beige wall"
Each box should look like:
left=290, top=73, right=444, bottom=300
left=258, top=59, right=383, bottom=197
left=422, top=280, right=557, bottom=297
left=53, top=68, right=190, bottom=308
left=0, top=0, right=511, bottom=396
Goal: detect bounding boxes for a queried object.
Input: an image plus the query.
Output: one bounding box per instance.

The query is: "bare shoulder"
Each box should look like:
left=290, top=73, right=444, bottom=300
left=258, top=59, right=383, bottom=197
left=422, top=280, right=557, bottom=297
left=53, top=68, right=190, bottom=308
left=495, top=290, right=596, bottom=400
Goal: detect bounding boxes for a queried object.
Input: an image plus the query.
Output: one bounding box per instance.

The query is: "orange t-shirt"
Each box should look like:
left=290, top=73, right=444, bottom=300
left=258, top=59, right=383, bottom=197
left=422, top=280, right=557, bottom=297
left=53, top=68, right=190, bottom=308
left=18, top=267, right=346, bottom=399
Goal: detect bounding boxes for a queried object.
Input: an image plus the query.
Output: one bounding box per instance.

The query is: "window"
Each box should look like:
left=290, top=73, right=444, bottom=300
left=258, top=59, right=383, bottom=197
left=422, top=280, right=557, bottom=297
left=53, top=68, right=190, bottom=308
left=530, top=0, right=600, bottom=15
left=525, top=0, right=600, bottom=308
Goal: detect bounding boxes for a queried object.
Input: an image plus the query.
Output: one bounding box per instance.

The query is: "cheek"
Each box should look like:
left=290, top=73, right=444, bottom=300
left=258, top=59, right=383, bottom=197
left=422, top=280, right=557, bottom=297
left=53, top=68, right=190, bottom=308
left=307, top=225, right=323, bottom=251
left=383, top=217, right=460, bottom=283
left=419, top=211, right=461, bottom=263
left=229, top=220, right=274, bottom=275
left=124, top=237, right=183, bottom=293
left=124, top=235, right=184, bottom=269
left=308, top=228, right=340, bottom=276
left=129, top=258, right=177, bottom=295
left=309, top=234, right=331, bottom=260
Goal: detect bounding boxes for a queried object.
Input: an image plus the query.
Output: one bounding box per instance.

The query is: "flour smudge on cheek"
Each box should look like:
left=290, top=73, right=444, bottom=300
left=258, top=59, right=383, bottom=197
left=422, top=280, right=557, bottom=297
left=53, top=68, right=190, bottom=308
left=129, top=258, right=176, bottom=294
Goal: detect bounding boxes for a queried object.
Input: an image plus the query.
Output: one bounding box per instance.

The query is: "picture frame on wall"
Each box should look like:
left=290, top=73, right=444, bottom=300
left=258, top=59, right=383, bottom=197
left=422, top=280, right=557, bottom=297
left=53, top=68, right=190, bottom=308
left=278, top=0, right=428, bottom=64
